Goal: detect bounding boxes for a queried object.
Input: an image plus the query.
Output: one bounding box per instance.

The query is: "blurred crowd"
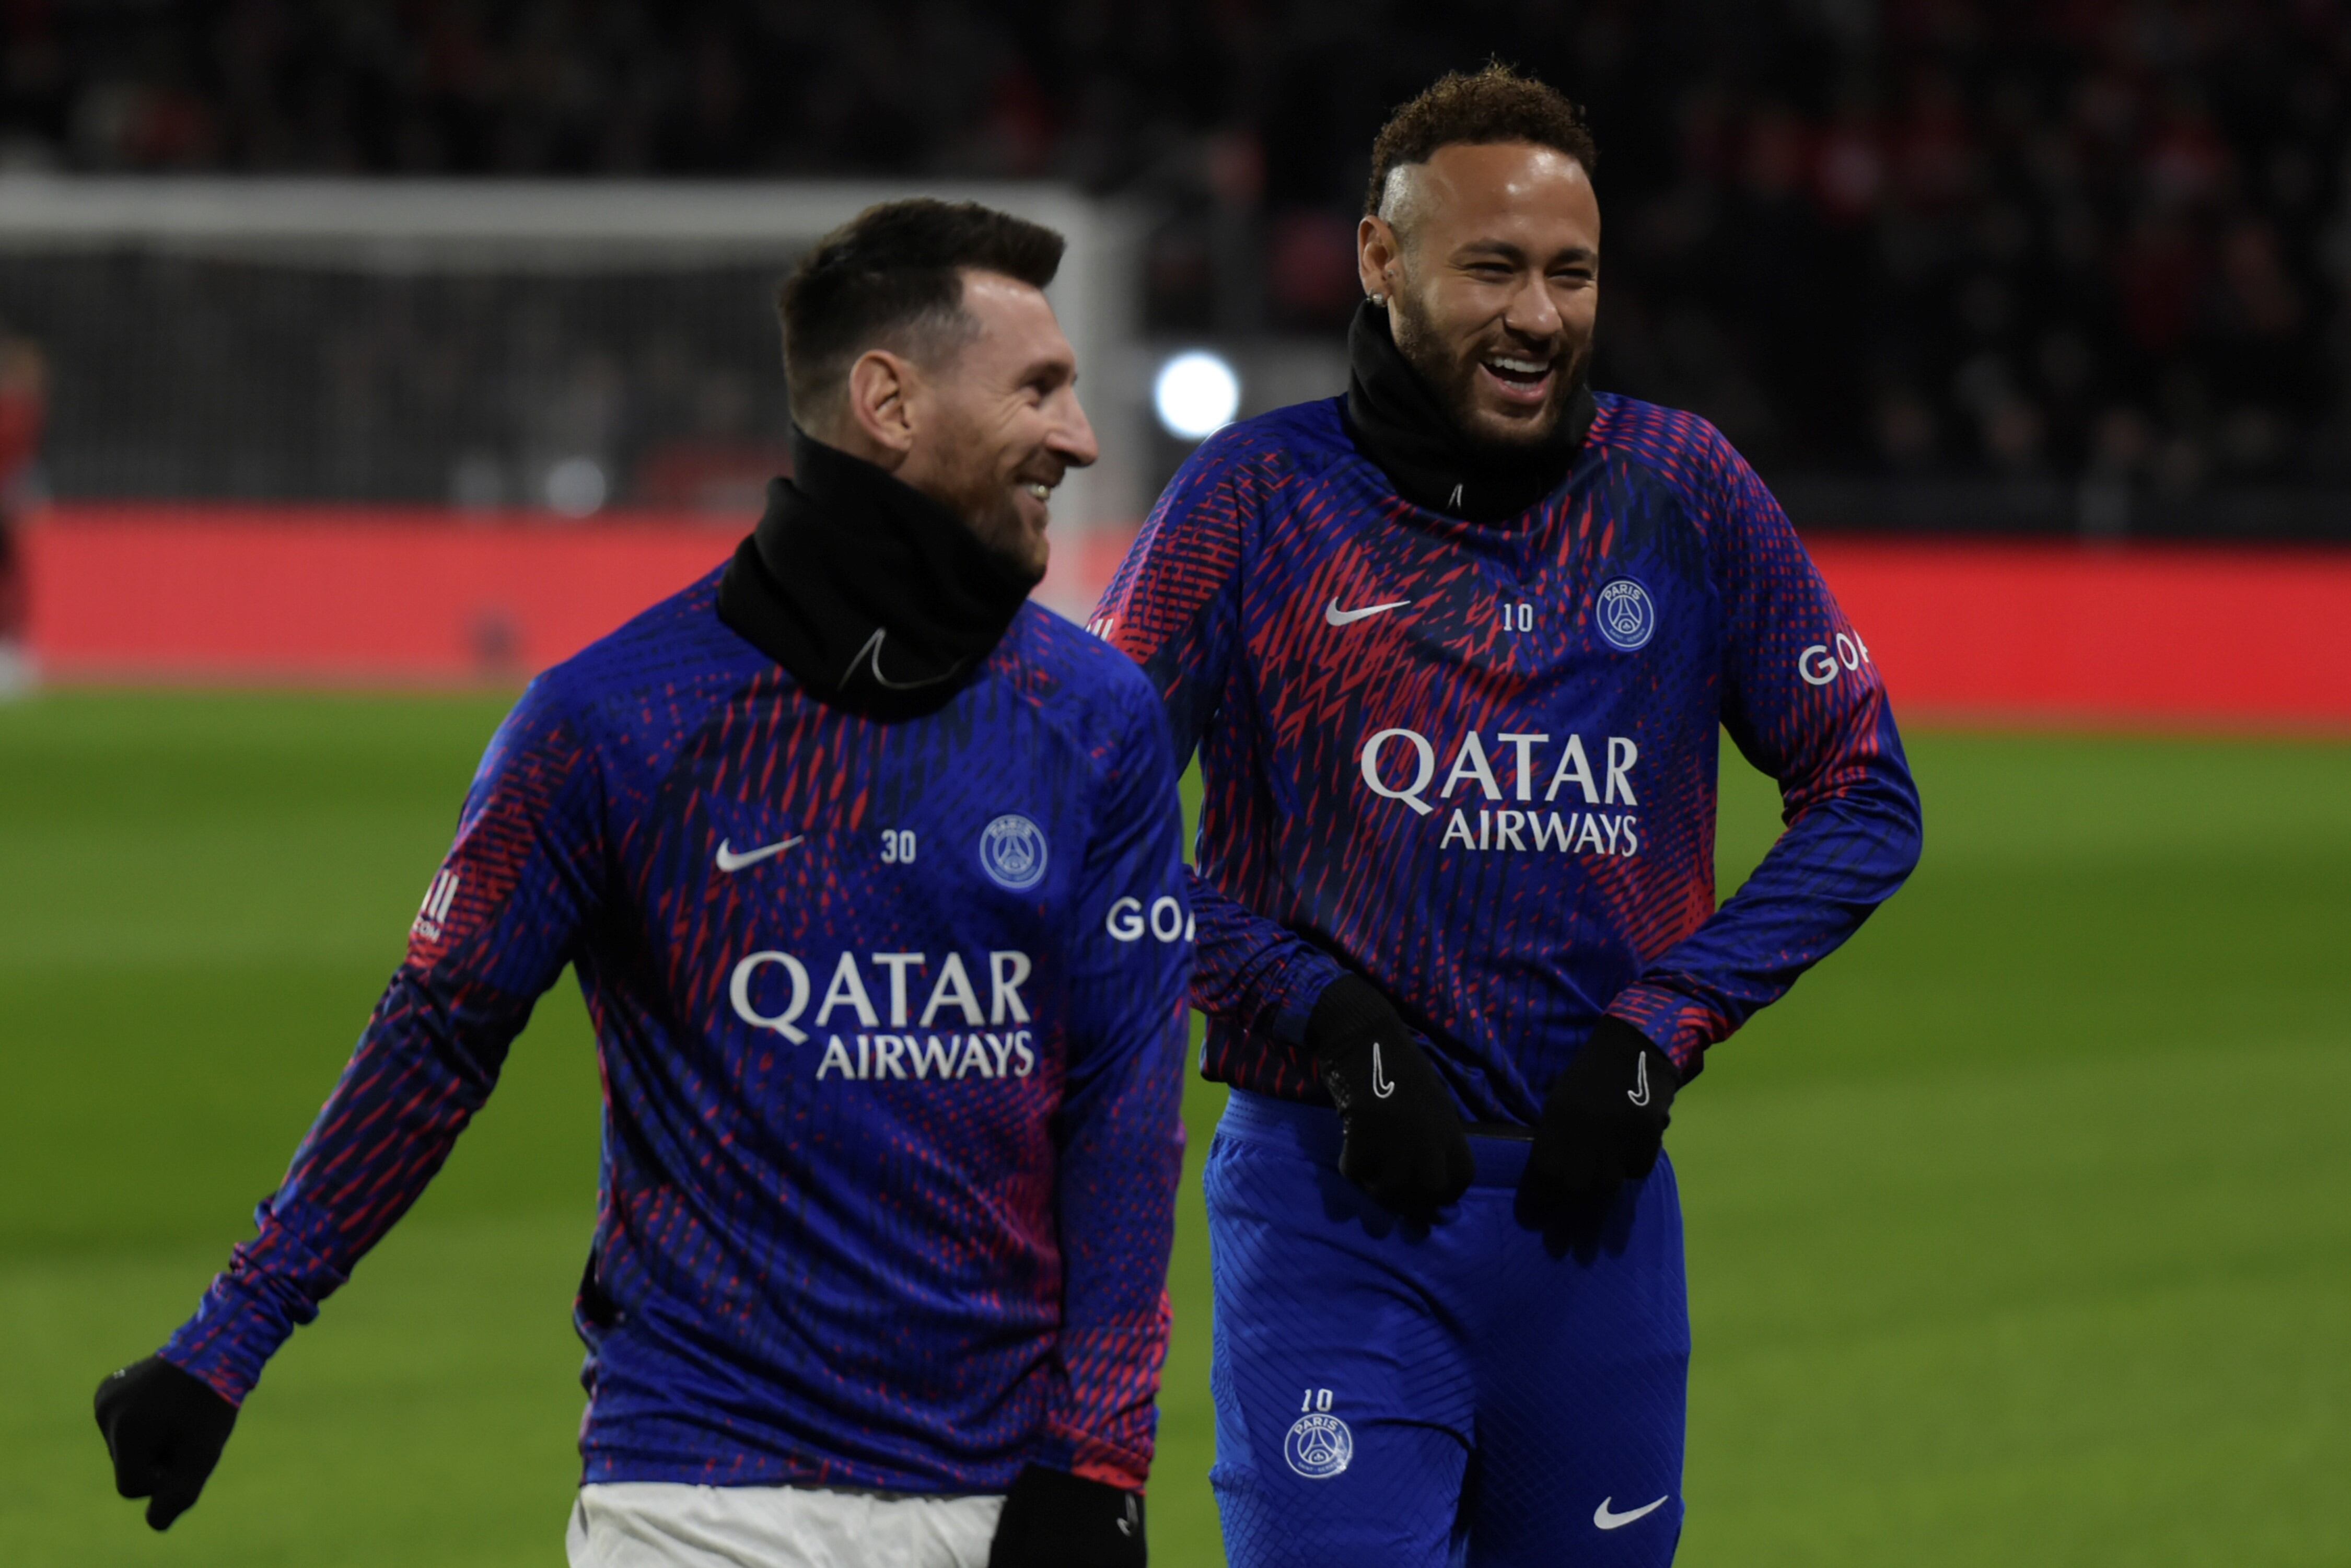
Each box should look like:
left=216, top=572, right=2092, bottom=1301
left=3, top=0, right=2349, bottom=494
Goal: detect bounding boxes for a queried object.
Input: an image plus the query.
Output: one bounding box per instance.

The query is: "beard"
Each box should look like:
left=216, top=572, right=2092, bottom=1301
left=934, top=466, right=1045, bottom=578
left=1388, top=286, right=1590, bottom=454
left=914, top=417, right=1054, bottom=582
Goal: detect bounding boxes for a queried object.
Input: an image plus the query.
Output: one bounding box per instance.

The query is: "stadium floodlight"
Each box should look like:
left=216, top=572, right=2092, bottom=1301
left=1153, top=351, right=1240, bottom=441
left=543, top=457, right=608, bottom=517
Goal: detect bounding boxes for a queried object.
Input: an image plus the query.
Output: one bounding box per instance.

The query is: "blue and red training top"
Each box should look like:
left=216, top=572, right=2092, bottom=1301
left=1095, top=392, right=1921, bottom=1119
left=160, top=572, right=1194, bottom=1495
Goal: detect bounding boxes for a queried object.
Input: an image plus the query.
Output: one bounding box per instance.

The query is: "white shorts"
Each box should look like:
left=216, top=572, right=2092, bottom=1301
left=566, top=1482, right=1006, bottom=1568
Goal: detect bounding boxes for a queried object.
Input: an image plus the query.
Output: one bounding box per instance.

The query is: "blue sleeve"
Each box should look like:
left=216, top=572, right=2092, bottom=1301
left=1605, top=426, right=1923, bottom=1073
left=1039, top=670, right=1194, bottom=1490
left=160, top=676, right=606, bottom=1402
left=1093, top=432, right=1346, bottom=1047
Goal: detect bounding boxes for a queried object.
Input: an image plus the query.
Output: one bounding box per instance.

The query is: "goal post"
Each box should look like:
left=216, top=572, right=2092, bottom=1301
left=0, top=175, right=1148, bottom=539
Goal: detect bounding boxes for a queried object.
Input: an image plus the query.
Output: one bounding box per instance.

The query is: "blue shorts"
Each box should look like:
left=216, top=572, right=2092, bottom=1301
left=1205, top=1091, right=1690, bottom=1568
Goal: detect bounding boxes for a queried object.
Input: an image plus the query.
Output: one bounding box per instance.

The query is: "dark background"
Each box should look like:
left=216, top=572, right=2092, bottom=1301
left=4, top=0, right=2348, bottom=535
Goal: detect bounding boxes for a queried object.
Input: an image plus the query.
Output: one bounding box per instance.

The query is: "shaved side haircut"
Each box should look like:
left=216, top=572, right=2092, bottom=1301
left=1365, top=63, right=1599, bottom=229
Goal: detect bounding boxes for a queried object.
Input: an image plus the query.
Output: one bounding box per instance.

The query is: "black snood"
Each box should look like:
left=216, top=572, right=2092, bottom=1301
left=1342, top=299, right=1595, bottom=522
left=716, top=427, right=1040, bottom=719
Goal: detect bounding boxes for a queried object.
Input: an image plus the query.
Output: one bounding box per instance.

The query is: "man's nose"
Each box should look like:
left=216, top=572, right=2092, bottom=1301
left=1504, top=274, right=1563, bottom=341
left=1050, top=389, right=1100, bottom=470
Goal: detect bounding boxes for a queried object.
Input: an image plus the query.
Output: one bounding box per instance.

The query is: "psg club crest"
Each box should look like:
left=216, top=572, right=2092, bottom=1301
left=1594, top=577, right=1657, bottom=652
left=1284, top=1412, right=1354, bottom=1479
left=978, top=814, right=1050, bottom=891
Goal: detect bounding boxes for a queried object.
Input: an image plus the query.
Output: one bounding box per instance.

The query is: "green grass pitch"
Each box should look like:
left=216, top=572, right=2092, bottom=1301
left=2, top=690, right=2346, bottom=1565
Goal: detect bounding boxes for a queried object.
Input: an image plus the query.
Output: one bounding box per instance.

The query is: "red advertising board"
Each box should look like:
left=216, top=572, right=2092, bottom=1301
left=19, top=505, right=2351, bottom=729
left=1803, top=537, right=2351, bottom=730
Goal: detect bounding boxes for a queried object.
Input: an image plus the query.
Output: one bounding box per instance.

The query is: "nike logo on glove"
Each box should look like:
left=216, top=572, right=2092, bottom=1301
left=1593, top=1495, right=1668, bottom=1530
left=1325, top=597, right=1411, bottom=626
left=715, top=835, right=804, bottom=873
left=1627, top=1050, right=1651, bottom=1108
left=1371, top=1041, right=1396, bottom=1099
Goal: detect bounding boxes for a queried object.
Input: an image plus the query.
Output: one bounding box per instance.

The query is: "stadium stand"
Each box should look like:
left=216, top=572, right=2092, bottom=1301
left=1, top=1, right=2346, bottom=528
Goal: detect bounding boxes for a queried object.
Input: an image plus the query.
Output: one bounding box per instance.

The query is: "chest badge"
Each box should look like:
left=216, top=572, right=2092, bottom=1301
left=979, top=814, right=1051, bottom=891
left=1595, top=578, right=1657, bottom=652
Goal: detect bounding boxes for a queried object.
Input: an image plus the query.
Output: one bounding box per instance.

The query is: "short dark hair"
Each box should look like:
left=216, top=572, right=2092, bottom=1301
left=1365, top=63, right=1598, bottom=217
left=776, top=198, right=1065, bottom=417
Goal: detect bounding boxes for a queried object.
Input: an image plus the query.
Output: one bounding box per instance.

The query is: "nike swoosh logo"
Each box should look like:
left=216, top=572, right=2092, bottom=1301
left=1628, top=1050, right=1651, bottom=1108
left=715, top=835, right=804, bottom=873
left=1325, top=597, right=1412, bottom=626
left=1593, top=1495, right=1668, bottom=1530
left=1371, top=1041, right=1396, bottom=1099
left=847, top=626, right=962, bottom=692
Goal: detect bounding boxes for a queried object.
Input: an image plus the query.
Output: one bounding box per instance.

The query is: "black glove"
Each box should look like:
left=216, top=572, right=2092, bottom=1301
left=94, top=1355, right=239, bottom=1532
left=1307, top=974, right=1473, bottom=1218
left=987, top=1462, right=1145, bottom=1567
left=1526, top=1017, right=1679, bottom=1212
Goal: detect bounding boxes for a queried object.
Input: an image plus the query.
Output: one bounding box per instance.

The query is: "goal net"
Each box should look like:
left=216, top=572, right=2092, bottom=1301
left=0, top=177, right=1144, bottom=542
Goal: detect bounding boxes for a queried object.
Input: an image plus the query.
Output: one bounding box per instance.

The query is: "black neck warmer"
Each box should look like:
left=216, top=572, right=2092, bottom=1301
left=1343, top=299, right=1596, bottom=523
left=716, top=426, right=1040, bottom=719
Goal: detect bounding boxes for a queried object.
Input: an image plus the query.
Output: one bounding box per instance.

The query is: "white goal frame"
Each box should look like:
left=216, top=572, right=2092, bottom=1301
left=0, top=175, right=1147, bottom=532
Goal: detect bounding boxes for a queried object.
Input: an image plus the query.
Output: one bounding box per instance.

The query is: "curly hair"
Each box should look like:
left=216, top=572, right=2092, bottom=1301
left=1365, top=63, right=1598, bottom=217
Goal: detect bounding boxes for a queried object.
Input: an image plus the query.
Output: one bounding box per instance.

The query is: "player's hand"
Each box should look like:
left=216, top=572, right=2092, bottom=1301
left=94, top=1355, right=238, bottom=1532
left=1307, top=974, right=1474, bottom=1219
left=1527, top=1017, right=1679, bottom=1213
left=987, top=1462, right=1145, bottom=1567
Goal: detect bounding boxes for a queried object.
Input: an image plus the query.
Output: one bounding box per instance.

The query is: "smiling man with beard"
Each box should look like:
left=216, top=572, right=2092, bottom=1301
left=1095, top=66, right=1923, bottom=1565
left=95, top=200, right=1192, bottom=1568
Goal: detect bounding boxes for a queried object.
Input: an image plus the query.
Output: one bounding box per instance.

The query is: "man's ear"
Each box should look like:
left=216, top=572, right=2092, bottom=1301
left=843, top=349, right=920, bottom=459
left=1358, top=214, right=1403, bottom=304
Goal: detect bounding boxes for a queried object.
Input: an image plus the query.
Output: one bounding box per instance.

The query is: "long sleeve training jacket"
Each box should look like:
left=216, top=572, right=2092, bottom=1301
left=166, top=483, right=1194, bottom=1493
left=1094, top=391, right=1919, bottom=1120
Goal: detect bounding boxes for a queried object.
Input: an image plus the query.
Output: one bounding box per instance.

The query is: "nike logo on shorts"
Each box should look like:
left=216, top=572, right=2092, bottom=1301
left=1371, top=1041, right=1395, bottom=1099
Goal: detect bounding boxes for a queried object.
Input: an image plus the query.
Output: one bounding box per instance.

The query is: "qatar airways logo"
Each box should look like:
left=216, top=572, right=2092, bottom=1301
left=1359, top=727, right=1643, bottom=858
left=730, top=947, right=1039, bottom=1082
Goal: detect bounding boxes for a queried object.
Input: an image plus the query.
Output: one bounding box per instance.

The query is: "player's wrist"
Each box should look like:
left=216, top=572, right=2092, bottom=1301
left=1304, top=975, right=1473, bottom=1216
left=1305, top=974, right=1428, bottom=1114
left=1545, top=1017, right=1679, bottom=1135
left=987, top=1462, right=1145, bottom=1567
left=158, top=1283, right=289, bottom=1410
left=1526, top=1018, right=1681, bottom=1219
left=1303, top=973, right=1404, bottom=1065
left=1586, top=1016, right=1680, bottom=1095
